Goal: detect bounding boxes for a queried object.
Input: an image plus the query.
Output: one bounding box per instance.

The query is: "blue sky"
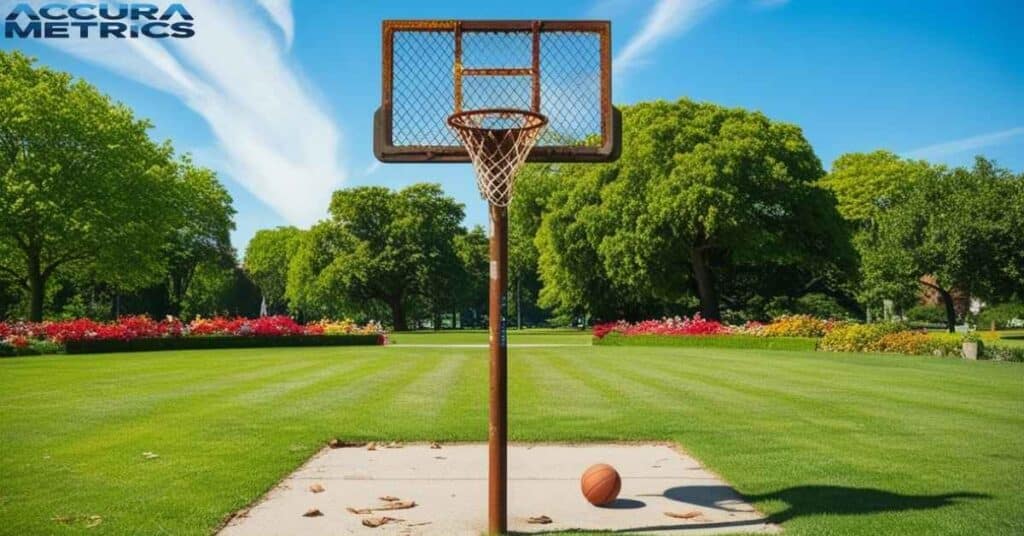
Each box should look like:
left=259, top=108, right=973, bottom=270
left=2, top=0, right=1022, bottom=252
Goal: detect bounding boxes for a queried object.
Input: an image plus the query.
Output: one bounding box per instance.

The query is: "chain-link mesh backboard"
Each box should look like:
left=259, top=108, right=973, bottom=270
left=375, top=20, right=621, bottom=163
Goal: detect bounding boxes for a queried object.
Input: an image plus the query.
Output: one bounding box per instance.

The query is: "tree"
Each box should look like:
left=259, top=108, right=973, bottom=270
left=508, top=164, right=562, bottom=326
left=0, top=51, right=181, bottom=320
left=860, top=157, right=1024, bottom=331
left=181, top=261, right=261, bottom=319
left=286, top=184, right=465, bottom=330
left=244, top=226, right=303, bottom=313
left=454, top=225, right=489, bottom=326
left=820, top=150, right=937, bottom=226
left=535, top=99, right=851, bottom=320
left=164, top=157, right=236, bottom=316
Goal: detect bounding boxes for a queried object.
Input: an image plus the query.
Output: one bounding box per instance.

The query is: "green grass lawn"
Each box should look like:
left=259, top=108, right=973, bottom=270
left=1, top=338, right=1022, bottom=535
left=995, top=329, right=1024, bottom=347
left=389, top=328, right=592, bottom=345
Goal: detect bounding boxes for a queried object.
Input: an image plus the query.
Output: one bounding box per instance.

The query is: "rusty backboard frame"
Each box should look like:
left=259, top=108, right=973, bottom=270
left=374, top=20, right=621, bottom=163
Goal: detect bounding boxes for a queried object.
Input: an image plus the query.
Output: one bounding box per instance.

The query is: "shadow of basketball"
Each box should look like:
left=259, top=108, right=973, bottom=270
left=598, top=498, right=646, bottom=510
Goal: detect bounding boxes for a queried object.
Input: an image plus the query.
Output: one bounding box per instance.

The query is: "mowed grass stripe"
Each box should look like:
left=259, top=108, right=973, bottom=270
left=389, top=350, right=470, bottom=421
left=434, top=348, right=488, bottom=438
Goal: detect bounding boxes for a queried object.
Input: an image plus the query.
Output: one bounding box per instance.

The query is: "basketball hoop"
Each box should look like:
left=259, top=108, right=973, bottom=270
left=378, top=20, right=617, bottom=534
left=448, top=109, right=548, bottom=207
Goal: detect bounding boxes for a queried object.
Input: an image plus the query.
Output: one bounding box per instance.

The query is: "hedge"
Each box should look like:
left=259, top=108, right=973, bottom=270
left=63, top=334, right=383, bottom=355
left=984, top=344, right=1024, bottom=363
left=593, top=333, right=818, bottom=351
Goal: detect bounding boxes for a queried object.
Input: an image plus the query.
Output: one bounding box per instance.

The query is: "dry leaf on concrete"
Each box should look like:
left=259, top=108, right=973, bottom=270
left=386, top=441, right=403, bottom=449
left=309, top=483, right=325, bottom=493
left=348, top=500, right=416, bottom=513
left=375, top=500, right=416, bottom=511
left=362, top=516, right=401, bottom=528
left=664, top=510, right=703, bottom=520
left=430, top=442, right=442, bottom=449
left=366, top=442, right=378, bottom=451
left=379, top=495, right=401, bottom=502
left=528, top=515, right=553, bottom=524
left=303, top=508, right=323, bottom=517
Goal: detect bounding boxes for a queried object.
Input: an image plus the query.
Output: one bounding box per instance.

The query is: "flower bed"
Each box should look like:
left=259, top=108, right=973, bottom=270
left=593, top=315, right=731, bottom=339
left=595, top=332, right=818, bottom=351
left=1, top=315, right=386, bottom=356
left=591, top=315, right=1018, bottom=361
left=593, top=314, right=840, bottom=340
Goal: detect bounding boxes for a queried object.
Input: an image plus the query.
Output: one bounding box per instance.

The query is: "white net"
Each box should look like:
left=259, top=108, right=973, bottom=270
left=448, top=109, right=548, bottom=206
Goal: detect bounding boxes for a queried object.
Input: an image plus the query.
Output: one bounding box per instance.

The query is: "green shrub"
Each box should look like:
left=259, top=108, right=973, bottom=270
left=927, top=332, right=971, bottom=357
left=819, top=322, right=905, bottom=353
left=594, top=333, right=818, bottom=351
left=906, top=304, right=948, bottom=325
left=64, top=334, right=382, bottom=355
left=0, top=340, right=55, bottom=357
left=984, top=344, right=1024, bottom=362
left=976, top=303, right=1024, bottom=329
left=29, top=339, right=62, bottom=355
left=793, top=293, right=853, bottom=320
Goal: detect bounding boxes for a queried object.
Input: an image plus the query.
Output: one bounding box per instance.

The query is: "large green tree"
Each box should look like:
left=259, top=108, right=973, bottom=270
left=0, top=51, right=181, bottom=320
left=535, top=99, right=852, bottom=320
left=244, top=226, right=303, bottom=314
left=286, top=184, right=465, bottom=330
left=860, top=157, right=1024, bottom=331
left=164, top=157, right=236, bottom=316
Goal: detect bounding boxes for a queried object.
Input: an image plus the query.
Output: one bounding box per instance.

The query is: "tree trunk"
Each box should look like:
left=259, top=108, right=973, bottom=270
left=937, top=287, right=957, bottom=333
left=27, top=259, right=45, bottom=322
left=919, top=278, right=957, bottom=333
left=389, top=298, right=408, bottom=331
left=690, top=246, right=720, bottom=320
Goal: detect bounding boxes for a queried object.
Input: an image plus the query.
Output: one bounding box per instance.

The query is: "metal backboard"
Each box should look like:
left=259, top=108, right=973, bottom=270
left=375, top=20, right=621, bottom=163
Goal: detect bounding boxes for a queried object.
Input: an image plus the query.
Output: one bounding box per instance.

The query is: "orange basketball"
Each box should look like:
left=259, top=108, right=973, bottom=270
left=580, top=463, right=621, bottom=506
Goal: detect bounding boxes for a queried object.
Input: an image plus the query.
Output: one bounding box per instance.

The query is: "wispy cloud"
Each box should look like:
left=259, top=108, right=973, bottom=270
left=3, top=0, right=344, bottom=226
left=614, top=0, right=723, bottom=74
left=254, top=0, right=294, bottom=46
left=902, top=127, right=1024, bottom=160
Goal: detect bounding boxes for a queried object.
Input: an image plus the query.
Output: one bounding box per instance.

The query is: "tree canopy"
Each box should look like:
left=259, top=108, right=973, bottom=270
left=859, top=157, right=1024, bottom=331
left=0, top=51, right=184, bottom=320
left=820, top=150, right=937, bottom=226
left=244, top=226, right=303, bottom=314
left=286, top=184, right=465, bottom=330
left=164, top=156, right=236, bottom=316
left=532, top=99, right=853, bottom=321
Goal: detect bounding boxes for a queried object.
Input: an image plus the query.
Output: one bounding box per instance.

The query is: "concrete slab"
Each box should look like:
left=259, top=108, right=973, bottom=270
left=219, top=443, right=777, bottom=535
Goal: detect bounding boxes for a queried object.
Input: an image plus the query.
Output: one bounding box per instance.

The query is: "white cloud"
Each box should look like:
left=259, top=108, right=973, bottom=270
left=254, top=0, right=295, bottom=46
left=902, top=127, right=1024, bottom=160
left=614, top=0, right=723, bottom=75
left=3, top=0, right=344, bottom=226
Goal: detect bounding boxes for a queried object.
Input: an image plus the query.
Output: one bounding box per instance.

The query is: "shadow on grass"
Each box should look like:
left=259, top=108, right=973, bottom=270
left=664, top=484, right=990, bottom=524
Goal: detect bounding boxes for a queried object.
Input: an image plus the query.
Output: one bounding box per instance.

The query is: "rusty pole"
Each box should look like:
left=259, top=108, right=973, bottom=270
left=488, top=203, right=509, bottom=535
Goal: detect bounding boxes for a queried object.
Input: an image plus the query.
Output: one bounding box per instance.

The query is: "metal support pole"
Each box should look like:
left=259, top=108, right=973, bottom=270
left=488, top=204, right=508, bottom=535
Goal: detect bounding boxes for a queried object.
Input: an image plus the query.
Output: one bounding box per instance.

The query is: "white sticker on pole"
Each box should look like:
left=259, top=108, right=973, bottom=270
left=490, top=261, right=498, bottom=280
